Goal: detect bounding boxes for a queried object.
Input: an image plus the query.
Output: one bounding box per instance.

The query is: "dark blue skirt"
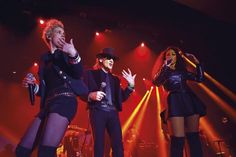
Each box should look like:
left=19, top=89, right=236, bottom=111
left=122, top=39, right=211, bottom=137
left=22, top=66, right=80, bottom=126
left=167, top=91, right=206, bottom=117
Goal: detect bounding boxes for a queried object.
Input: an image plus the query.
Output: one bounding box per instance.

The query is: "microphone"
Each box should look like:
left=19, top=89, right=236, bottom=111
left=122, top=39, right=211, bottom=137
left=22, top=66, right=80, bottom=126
left=100, top=82, right=106, bottom=92
left=27, top=73, right=35, bottom=105
left=166, top=59, right=172, bottom=65
left=100, top=82, right=107, bottom=102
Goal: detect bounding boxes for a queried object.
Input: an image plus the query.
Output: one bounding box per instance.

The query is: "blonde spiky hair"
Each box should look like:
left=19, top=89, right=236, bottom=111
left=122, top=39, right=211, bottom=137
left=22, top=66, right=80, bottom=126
left=42, top=19, right=64, bottom=46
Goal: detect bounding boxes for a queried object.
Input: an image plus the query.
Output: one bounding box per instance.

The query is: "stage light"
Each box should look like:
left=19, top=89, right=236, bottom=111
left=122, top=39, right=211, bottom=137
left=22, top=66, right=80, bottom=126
left=141, top=42, right=145, bottom=47
left=39, top=19, right=45, bottom=25
left=182, top=54, right=236, bottom=103
left=12, top=71, right=16, bottom=74
left=123, top=87, right=153, bottom=155
left=134, top=87, right=153, bottom=132
left=198, top=83, right=236, bottom=123
left=95, top=32, right=100, bottom=36
left=122, top=91, right=149, bottom=134
left=221, top=117, right=228, bottom=123
left=143, top=78, right=145, bottom=81
left=155, top=87, right=168, bottom=157
left=34, top=62, right=38, bottom=66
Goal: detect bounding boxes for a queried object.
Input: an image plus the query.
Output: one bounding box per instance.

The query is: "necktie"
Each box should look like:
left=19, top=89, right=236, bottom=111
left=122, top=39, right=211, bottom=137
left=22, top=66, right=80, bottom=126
left=105, top=73, right=113, bottom=106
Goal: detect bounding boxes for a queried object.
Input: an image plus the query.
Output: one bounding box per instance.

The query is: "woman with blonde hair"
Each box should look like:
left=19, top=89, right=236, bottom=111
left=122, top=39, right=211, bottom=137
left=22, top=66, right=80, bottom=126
left=15, top=19, right=86, bottom=157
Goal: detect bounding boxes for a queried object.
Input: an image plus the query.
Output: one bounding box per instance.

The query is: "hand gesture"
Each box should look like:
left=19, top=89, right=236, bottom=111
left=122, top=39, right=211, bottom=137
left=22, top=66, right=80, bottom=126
left=22, top=73, right=36, bottom=88
left=185, top=53, right=200, bottom=64
left=122, top=68, right=136, bottom=88
left=58, top=38, right=78, bottom=57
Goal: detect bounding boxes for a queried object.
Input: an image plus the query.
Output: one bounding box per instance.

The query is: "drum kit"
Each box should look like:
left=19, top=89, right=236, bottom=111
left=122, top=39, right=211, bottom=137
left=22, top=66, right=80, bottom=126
left=57, top=125, right=93, bottom=157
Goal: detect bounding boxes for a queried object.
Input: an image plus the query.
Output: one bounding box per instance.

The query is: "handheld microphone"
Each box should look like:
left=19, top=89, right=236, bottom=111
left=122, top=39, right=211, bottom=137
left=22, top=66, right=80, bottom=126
left=166, top=59, right=172, bottom=65
left=27, top=73, right=35, bottom=105
left=100, top=82, right=106, bottom=92
left=100, top=82, right=107, bottom=102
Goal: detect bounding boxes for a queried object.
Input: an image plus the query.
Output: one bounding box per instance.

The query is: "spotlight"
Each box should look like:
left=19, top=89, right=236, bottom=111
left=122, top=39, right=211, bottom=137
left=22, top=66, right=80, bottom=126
left=12, top=71, right=16, bottom=74
left=143, top=78, right=146, bottom=81
left=39, top=19, right=45, bottom=25
left=222, top=117, right=228, bottom=123
left=96, top=32, right=100, bottom=36
left=141, top=42, right=145, bottom=47
left=34, top=62, right=38, bottom=66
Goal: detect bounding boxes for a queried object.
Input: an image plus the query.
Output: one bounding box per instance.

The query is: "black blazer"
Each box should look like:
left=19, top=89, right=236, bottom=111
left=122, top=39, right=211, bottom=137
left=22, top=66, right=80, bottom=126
left=81, top=69, right=133, bottom=111
left=37, top=50, right=87, bottom=109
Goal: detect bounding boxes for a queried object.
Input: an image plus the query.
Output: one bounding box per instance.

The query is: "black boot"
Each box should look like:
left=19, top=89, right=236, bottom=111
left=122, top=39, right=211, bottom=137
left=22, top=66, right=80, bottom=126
left=186, top=132, right=203, bottom=157
left=170, top=136, right=185, bottom=157
left=15, top=145, right=32, bottom=157
left=38, top=145, right=57, bottom=157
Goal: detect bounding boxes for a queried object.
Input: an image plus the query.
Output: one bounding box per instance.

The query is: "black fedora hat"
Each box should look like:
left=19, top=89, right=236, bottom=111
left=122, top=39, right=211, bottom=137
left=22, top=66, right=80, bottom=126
left=96, top=47, right=119, bottom=61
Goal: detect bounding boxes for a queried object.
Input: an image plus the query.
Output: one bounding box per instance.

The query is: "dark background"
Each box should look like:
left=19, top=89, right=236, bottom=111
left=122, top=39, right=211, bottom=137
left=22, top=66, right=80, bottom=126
left=0, top=0, right=236, bottom=156
left=1, top=0, right=236, bottom=92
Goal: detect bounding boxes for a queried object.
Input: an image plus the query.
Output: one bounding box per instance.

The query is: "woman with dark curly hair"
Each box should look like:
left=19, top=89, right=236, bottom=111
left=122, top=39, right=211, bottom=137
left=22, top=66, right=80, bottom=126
left=152, top=46, right=206, bottom=157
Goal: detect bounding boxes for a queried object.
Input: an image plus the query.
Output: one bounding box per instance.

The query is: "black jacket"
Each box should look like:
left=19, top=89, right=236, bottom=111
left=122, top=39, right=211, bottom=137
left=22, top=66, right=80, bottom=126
left=152, top=64, right=204, bottom=93
left=37, top=50, right=87, bottom=108
left=81, top=69, right=133, bottom=111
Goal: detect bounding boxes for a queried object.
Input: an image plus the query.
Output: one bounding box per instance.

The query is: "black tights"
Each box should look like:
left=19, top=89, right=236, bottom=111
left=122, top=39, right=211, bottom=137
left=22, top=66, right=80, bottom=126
left=15, top=113, right=69, bottom=157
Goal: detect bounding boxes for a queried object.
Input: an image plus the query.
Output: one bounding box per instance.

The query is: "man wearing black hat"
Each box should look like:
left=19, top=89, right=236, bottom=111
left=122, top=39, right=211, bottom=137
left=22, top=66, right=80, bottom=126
left=82, top=47, right=136, bottom=157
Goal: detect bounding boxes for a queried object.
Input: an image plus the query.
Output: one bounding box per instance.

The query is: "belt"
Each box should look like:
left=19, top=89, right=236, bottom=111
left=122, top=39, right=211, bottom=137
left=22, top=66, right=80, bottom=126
left=100, top=104, right=115, bottom=108
left=100, top=101, right=116, bottom=110
left=46, top=92, right=76, bottom=102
